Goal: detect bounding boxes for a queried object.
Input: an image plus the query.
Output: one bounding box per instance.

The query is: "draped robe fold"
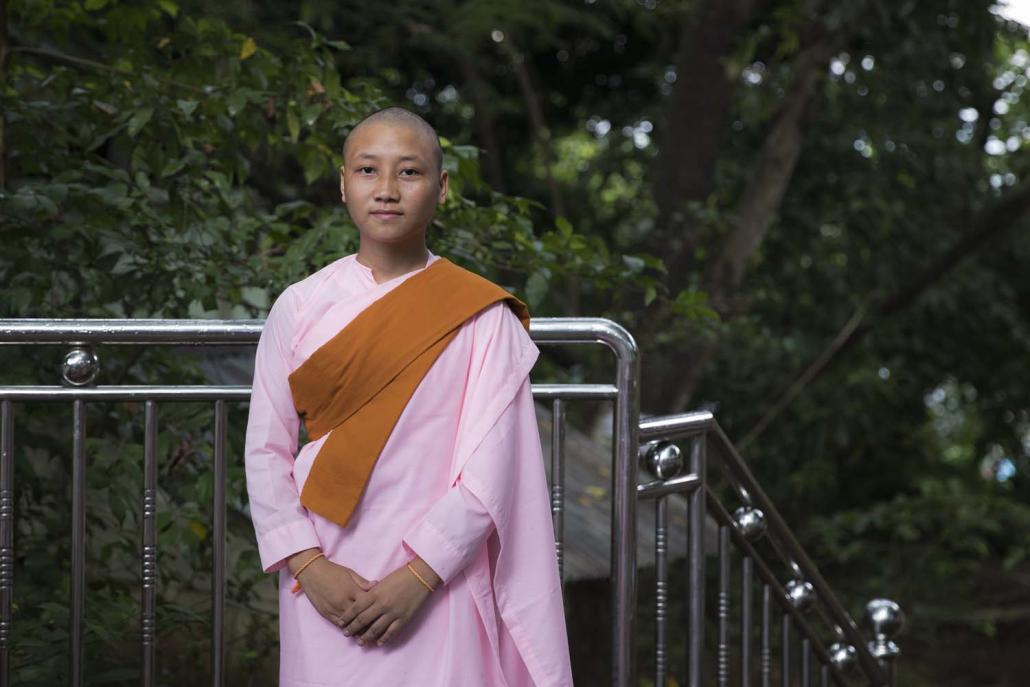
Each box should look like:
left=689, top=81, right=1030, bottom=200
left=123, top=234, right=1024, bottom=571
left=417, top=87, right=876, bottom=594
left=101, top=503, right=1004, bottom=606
left=244, top=252, right=573, bottom=686
left=286, top=257, right=530, bottom=530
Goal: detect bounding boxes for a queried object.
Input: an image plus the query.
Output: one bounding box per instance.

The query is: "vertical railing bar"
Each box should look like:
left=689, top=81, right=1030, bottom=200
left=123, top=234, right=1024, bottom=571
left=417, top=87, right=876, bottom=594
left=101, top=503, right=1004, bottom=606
left=141, top=402, right=158, bottom=687
left=550, top=398, right=566, bottom=586
left=741, top=555, right=753, bottom=687
left=686, top=434, right=706, bottom=687
left=706, top=491, right=846, bottom=682
left=780, top=614, right=790, bottom=687
left=0, top=401, right=13, bottom=687
left=801, top=637, right=811, bottom=687
left=820, top=663, right=829, bottom=687
left=611, top=329, right=639, bottom=687
left=708, top=427, right=889, bottom=685
left=655, top=495, right=668, bottom=687
left=718, top=525, right=730, bottom=687
left=71, top=399, right=86, bottom=687
left=211, top=401, right=227, bottom=687
left=761, top=584, right=771, bottom=687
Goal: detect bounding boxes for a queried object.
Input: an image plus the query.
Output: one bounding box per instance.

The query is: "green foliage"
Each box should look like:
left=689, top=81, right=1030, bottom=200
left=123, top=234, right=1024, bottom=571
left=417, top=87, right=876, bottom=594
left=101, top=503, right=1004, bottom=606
left=1, top=1, right=650, bottom=320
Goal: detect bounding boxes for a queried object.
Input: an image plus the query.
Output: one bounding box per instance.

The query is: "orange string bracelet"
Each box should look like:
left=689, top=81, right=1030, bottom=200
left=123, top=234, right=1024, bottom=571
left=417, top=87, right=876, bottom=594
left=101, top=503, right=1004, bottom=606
left=405, top=562, right=435, bottom=592
left=290, top=551, right=325, bottom=594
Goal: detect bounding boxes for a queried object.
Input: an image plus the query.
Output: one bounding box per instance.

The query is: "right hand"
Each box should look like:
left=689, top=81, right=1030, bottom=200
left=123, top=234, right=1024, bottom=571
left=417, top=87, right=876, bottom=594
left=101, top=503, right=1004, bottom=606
left=291, top=551, right=377, bottom=629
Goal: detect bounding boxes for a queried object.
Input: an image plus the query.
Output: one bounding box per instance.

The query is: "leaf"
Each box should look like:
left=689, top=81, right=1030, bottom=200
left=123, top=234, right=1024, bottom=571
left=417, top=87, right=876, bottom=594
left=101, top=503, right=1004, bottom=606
left=622, top=254, right=645, bottom=272
left=176, top=99, right=199, bottom=117
left=287, top=108, right=300, bottom=143
left=525, top=271, right=549, bottom=308
left=225, top=91, right=247, bottom=117
left=126, top=108, right=153, bottom=138
left=644, top=286, right=657, bottom=306
left=160, top=155, right=190, bottom=178
left=157, top=0, right=178, bottom=17
left=188, top=520, right=208, bottom=539
left=301, top=103, right=322, bottom=127
left=84, top=0, right=109, bottom=10
left=93, top=100, right=118, bottom=116
left=240, top=37, right=257, bottom=61
left=555, top=216, right=574, bottom=237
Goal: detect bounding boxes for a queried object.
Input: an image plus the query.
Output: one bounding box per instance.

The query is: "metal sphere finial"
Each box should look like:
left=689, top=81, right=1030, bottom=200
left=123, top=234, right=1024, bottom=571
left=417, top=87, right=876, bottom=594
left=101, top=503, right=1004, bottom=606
left=61, top=346, right=100, bottom=386
left=865, top=598, right=904, bottom=664
left=864, top=598, right=905, bottom=638
left=827, top=642, right=856, bottom=672
left=733, top=505, right=767, bottom=542
left=785, top=579, right=816, bottom=613
left=640, top=440, right=683, bottom=480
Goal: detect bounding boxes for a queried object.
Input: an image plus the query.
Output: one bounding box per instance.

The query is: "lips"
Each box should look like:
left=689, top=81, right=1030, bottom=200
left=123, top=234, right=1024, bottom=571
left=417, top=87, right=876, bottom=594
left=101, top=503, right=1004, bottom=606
left=371, top=210, right=402, bottom=216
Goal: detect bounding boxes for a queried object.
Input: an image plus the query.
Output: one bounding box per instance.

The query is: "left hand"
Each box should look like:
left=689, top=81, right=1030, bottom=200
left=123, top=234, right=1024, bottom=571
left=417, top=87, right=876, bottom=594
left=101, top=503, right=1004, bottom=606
left=339, top=561, right=436, bottom=646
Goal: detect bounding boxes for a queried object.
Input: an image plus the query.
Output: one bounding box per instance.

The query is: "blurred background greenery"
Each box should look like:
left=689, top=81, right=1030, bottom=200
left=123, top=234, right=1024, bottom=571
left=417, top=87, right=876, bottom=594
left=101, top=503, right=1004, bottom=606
left=3, top=0, right=1030, bottom=684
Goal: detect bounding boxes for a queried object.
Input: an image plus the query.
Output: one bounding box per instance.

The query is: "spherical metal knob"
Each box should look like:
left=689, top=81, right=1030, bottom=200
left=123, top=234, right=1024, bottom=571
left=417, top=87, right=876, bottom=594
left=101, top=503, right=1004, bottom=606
left=864, top=598, right=904, bottom=639
left=641, top=440, right=683, bottom=480
left=733, top=506, right=767, bottom=542
left=827, top=642, right=856, bottom=671
left=785, top=579, right=816, bottom=613
left=61, top=347, right=100, bottom=386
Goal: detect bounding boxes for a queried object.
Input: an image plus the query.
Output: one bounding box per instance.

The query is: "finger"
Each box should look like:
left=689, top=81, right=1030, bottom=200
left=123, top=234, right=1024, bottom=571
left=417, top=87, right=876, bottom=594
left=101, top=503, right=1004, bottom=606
left=348, top=570, right=373, bottom=590
left=344, top=604, right=382, bottom=638
left=377, top=619, right=403, bottom=646
left=338, top=594, right=375, bottom=630
left=358, top=613, right=394, bottom=646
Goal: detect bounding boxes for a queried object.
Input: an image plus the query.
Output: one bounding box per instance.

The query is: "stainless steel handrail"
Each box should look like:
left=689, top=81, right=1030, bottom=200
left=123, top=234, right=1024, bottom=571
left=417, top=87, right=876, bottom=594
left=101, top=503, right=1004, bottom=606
left=0, top=317, right=641, bottom=687
left=708, top=424, right=887, bottom=681
left=0, top=318, right=901, bottom=687
left=637, top=411, right=899, bottom=686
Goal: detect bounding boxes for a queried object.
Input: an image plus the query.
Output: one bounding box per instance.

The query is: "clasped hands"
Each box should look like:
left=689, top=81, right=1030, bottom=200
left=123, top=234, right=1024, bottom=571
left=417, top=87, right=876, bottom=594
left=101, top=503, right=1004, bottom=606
left=289, top=548, right=440, bottom=647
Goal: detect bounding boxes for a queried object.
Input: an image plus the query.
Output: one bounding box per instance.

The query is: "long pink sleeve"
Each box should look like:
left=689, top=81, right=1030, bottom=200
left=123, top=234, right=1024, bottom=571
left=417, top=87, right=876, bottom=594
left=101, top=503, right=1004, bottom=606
left=402, top=477, right=495, bottom=585
left=244, top=287, right=322, bottom=573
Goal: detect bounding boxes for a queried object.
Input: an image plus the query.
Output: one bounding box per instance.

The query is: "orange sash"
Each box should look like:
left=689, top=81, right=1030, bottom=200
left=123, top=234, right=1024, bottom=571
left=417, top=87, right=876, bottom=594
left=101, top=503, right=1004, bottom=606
left=287, top=257, right=530, bottom=528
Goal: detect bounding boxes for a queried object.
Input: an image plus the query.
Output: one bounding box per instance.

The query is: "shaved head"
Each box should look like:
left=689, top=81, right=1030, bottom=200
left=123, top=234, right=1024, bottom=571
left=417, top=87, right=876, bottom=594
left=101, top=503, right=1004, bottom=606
left=342, top=107, right=443, bottom=171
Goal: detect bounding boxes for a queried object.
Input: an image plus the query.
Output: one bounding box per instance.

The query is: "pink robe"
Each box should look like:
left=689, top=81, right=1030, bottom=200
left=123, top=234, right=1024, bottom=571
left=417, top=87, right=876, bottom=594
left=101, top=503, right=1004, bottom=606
left=244, top=250, right=573, bottom=686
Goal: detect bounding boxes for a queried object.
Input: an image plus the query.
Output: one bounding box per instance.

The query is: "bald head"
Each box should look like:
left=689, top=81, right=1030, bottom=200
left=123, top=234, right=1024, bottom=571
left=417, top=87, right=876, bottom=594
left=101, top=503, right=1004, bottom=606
left=342, top=107, right=443, bottom=172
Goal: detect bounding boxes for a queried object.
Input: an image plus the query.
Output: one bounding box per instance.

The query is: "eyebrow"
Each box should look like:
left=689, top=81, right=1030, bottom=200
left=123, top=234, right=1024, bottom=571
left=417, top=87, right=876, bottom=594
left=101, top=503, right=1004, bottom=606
left=354, top=153, right=424, bottom=163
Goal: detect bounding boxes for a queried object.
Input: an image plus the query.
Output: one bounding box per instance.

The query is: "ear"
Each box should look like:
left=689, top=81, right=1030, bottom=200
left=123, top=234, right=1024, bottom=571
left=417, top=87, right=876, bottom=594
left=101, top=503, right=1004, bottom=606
left=339, top=165, right=347, bottom=203
left=437, top=169, right=449, bottom=205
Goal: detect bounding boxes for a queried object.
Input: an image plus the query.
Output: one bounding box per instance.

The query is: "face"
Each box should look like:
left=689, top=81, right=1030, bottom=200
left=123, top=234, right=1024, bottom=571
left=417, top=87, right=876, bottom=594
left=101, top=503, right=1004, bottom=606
left=339, top=121, right=448, bottom=246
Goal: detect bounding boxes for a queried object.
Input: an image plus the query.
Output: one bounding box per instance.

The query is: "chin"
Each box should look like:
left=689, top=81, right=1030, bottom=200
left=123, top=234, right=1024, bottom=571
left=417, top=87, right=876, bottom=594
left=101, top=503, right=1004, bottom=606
left=358, top=229, right=427, bottom=244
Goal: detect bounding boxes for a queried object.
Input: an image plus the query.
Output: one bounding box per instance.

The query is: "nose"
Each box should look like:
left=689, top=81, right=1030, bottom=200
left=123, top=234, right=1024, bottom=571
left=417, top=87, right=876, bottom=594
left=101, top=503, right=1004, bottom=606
left=374, top=174, right=399, bottom=203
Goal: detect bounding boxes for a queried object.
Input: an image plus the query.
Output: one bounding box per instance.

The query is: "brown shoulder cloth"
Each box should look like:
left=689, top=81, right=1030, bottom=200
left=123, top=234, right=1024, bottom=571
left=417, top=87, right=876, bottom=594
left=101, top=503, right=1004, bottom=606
left=287, top=257, right=530, bottom=528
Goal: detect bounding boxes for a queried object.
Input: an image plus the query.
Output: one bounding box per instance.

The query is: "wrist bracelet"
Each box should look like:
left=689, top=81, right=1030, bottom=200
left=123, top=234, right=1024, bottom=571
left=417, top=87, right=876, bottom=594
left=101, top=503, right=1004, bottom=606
left=290, top=551, right=325, bottom=594
left=406, top=562, right=435, bottom=592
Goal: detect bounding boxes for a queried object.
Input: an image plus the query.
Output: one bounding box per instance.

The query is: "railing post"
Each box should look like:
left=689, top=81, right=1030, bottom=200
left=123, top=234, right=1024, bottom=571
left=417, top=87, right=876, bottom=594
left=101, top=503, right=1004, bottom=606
left=610, top=327, right=639, bottom=687
left=0, top=401, right=13, bottom=687
left=686, top=433, right=706, bottom=687
left=141, top=402, right=158, bottom=687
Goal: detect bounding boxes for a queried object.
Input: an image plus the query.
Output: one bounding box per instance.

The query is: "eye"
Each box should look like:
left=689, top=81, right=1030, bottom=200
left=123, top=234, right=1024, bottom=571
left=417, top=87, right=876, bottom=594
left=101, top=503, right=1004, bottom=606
left=400, top=168, right=421, bottom=177
left=357, top=166, right=375, bottom=174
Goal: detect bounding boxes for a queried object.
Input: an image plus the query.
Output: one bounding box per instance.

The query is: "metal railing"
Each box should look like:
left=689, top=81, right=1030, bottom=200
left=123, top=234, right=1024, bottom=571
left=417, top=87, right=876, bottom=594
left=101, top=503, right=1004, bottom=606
left=638, top=414, right=903, bottom=686
left=0, top=318, right=901, bottom=686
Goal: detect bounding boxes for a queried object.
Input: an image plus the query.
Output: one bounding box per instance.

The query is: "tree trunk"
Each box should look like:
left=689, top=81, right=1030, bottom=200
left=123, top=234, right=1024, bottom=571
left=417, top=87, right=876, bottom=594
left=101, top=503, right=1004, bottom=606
left=457, top=53, right=507, bottom=193
left=642, top=33, right=831, bottom=413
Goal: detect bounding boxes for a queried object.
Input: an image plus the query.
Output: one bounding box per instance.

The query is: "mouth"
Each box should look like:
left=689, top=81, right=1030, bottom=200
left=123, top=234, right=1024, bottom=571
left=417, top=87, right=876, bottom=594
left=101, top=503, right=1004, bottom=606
left=370, top=210, right=403, bottom=217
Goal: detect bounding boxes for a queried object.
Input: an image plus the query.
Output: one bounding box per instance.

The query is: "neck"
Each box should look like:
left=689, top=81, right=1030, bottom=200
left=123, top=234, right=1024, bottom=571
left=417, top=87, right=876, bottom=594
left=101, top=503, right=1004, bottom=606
left=355, top=240, right=431, bottom=284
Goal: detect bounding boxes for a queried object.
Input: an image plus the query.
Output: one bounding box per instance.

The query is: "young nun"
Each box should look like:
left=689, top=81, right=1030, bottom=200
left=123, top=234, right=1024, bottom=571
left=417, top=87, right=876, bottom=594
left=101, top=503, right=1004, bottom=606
left=244, top=106, right=573, bottom=686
